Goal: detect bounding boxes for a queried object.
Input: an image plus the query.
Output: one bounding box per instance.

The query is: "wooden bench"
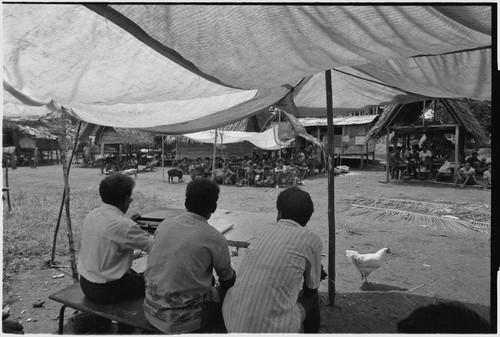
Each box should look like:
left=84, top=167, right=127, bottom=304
left=49, top=282, right=160, bottom=334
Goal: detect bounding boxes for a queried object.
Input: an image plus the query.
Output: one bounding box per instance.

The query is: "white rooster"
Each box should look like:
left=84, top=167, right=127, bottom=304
left=346, top=247, right=391, bottom=284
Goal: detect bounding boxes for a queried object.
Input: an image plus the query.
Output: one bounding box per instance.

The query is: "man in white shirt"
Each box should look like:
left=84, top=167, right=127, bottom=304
left=77, top=173, right=153, bottom=304
left=222, top=186, right=323, bottom=333
left=418, top=145, right=433, bottom=171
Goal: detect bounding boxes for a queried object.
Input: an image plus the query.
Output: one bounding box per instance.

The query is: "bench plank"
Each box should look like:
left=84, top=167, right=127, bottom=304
left=49, top=282, right=159, bottom=334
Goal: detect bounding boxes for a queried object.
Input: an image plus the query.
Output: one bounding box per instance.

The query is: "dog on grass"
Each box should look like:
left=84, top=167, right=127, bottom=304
left=121, top=168, right=138, bottom=179
left=168, top=168, right=184, bottom=183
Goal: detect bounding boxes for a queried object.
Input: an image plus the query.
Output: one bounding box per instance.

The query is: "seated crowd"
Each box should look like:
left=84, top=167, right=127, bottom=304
left=388, top=138, right=491, bottom=188
left=178, top=150, right=322, bottom=188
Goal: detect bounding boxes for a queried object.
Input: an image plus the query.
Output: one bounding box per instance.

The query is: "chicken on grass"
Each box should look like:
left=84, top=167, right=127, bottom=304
left=346, top=247, right=391, bottom=284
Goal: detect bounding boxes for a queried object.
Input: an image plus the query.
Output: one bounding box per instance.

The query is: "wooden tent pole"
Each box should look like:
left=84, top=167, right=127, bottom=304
left=386, top=127, right=390, bottom=183
left=51, top=120, right=82, bottom=272
left=454, top=125, right=459, bottom=184
left=278, top=110, right=282, bottom=159
left=162, top=134, right=165, bottom=182
left=4, top=154, right=11, bottom=211
left=325, top=69, right=336, bottom=305
left=212, top=129, right=217, bottom=180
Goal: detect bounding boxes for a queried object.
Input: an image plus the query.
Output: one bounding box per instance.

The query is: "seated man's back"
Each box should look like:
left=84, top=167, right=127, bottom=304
left=223, top=187, right=322, bottom=333
left=144, top=179, right=235, bottom=334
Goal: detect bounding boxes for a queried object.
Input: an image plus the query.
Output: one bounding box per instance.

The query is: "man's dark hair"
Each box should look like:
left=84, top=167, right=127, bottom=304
left=276, top=186, right=314, bottom=226
left=397, top=301, right=490, bottom=333
left=99, top=173, right=135, bottom=206
left=185, top=178, right=220, bottom=215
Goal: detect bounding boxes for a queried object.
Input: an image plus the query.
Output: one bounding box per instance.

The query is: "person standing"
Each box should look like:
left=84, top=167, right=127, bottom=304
left=144, top=179, right=236, bottom=334
left=222, top=186, right=323, bottom=333
left=77, top=173, right=152, bottom=303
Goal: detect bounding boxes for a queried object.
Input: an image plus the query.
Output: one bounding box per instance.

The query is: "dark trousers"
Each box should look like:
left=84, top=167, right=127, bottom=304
left=297, top=289, right=320, bottom=333
left=192, top=286, right=228, bottom=333
left=79, top=269, right=145, bottom=304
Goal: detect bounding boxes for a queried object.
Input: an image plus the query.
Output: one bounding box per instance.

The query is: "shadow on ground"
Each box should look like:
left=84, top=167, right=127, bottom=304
left=319, top=291, right=491, bottom=333
left=360, top=282, right=408, bottom=292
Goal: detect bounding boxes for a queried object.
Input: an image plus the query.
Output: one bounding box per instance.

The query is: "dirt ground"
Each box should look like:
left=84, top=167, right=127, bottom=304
left=2, top=162, right=493, bottom=334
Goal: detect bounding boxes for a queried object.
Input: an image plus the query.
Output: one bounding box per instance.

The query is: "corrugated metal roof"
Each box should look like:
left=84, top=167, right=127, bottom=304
left=299, top=115, right=378, bottom=127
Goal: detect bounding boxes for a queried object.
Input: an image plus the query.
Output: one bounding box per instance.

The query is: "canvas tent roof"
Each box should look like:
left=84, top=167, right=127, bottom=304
left=183, top=127, right=294, bottom=151
left=3, top=4, right=491, bottom=134
left=299, top=115, right=379, bottom=127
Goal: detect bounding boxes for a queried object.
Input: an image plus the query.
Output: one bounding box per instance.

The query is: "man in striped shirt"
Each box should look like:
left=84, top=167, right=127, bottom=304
left=222, top=186, right=323, bottom=333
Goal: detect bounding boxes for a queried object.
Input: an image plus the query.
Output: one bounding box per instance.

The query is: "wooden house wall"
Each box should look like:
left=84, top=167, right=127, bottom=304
left=308, top=124, right=376, bottom=156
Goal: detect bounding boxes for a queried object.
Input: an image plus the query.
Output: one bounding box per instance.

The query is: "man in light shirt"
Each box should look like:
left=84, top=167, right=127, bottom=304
left=144, top=179, right=236, bottom=334
left=222, top=186, right=323, bottom=333
left=418, top=145, right=433, bottom=171
left=456, top=162, right=476, bottom=187
left=77, top=173, right=153, bottom=303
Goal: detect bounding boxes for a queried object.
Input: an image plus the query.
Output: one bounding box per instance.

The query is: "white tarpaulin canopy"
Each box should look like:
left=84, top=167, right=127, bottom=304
left=183, top=127, right=294, bottom=151
left=3, top=4, right=492, bottom=133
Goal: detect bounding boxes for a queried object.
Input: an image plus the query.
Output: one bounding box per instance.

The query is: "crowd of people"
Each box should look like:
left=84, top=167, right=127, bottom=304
left=178, top=149, right=324, bottom=188
left=179, top=157, right=314, bottom=187
left=388, top=136, right=491, bottom=188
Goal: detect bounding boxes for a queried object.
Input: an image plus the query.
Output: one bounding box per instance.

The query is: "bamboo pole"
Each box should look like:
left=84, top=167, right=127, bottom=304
left=50, top=120, right=82, bottom=271
left=4, top=155, right=11, bottom=211
left=278, top=110, right=282, bottom=159
left=325, top=69, right=336, bottom=305
left=454, top=125, right=459, bottom=184
left=386, top=127, right=390, bottom=183
left=162, top=134, right=165, bottom=182
left=60, top=147, right=78, bottom=280
left=212, top=129, right=217, bottom=180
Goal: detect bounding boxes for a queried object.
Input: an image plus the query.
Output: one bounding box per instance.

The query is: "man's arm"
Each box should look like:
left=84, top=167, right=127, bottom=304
left=303, top=235, right=323, bottom=291
left=122, top=220, right=154, bottom=253
left=213, top=236, right=237, bottom=289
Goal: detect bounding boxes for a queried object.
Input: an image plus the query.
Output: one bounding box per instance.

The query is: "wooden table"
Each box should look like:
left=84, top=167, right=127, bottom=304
left=133, top=208, right=275, bottom=272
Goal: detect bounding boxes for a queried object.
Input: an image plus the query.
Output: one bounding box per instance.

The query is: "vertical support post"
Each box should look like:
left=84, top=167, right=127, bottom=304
left=212, top=129, right=217, bottom=180
left=33, top=147, right=38, bottom=168
left=386, top=127, right=391, bottom=183
left=4, top=155, right=11, bottom=211
left=118, top=144, right=122, bottom=168
left=51, top=120, right=82, bottom=269
left=325, top=70, right=336, bottom=305
left=454, top=125, right=459, bottom=184
left=162, top=134, right=165, bottom=182
left=278, top=111, right=282, bottom=159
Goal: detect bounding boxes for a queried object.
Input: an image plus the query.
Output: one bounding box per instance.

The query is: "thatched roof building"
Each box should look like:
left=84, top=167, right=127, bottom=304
left=366, top=98, right=489, bottom=183
left=366, top=99, right=488, bottom=146
left=3, top=117, right=60, bottom=149
left=3, top=116, right=62, bottom=165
